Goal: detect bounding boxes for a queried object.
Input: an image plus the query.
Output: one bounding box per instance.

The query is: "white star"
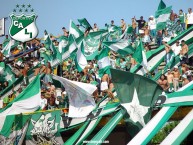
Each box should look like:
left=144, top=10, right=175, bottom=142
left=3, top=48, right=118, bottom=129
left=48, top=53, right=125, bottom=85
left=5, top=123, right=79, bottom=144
left=121, top=88, right=149, bottom=127
left=5, top=73, right=13, bottom=82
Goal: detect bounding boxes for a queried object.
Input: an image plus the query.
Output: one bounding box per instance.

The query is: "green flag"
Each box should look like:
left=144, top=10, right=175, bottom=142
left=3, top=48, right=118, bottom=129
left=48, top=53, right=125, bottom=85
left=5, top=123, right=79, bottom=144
left=69, top=20, right=84, bottom=38
left=111, top=69, right=163, bottom=137
left=155, top=6, right=172, bottom=30
left=1, top=64, right=16, bottom=85
left=132, top=40, right=147, bottom=67
left=78, top=18, right=92, bottom=29
left=96, top=48, right=111, bottom=77
left=157, top=0, right=166, bottom=10
left=103, top=40, right=134, bottom=56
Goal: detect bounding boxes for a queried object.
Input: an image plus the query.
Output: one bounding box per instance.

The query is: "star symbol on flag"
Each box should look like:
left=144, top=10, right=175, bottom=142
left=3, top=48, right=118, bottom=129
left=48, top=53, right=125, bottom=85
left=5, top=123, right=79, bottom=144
left=27, top=4, right=31, bottom=8
left=16, top=4, right=19, bottom=8
left=5, top=72, right=13, bottom=82
left=121, top=88, right=149, bottom=127
left=19, top=9, right=22, bottom=12
left=31, top=9, right=34, bottom=12
left=22, top=4, right=25, bottom=8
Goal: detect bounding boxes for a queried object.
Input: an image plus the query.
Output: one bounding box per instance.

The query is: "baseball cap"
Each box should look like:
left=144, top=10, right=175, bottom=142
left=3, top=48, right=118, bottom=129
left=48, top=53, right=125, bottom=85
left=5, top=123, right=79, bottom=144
left=174, top=66, right=178, bottom=69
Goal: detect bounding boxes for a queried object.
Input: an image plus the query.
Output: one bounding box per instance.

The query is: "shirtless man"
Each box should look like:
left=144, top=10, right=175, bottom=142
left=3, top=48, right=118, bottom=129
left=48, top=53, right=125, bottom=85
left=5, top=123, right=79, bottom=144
left=121, top=19, right=126, bottom=34
left=164, top=43, right=171, bottom=64
left=0, top=51, right=4, bottom=62
left=157, top=74, right=169, bottom=91
left=21, top=64, right=30, bottom=86
left=143, top=25, right=151, bottom=43
left=173, top=66, right=180, bottom=91
left=167, top=69, right=174, bottom=92
left=180, top=40, right=189, bottom=64
left=182, top=74, right=189, bottom=86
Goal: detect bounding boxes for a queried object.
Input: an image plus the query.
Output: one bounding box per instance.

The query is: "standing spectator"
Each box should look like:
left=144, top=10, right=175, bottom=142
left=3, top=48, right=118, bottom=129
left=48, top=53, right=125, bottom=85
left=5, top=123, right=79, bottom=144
left=162, top=30, right=171, bottom=43
left=93, top=23, right=99, bottom=32
left=170, top=10, right=177, bottom=22
left=132, top=18, right=137, bottom=34
left=182, top=74, right=189, bottom=86
left=163, top=42, right=171, bottom=64
left=157, top=30, right=163, bottom=46
left=172, top=20, right=184, bottom=35
left=157, top=74, right=169, bottom=91
left=180, top=40, right=189, bottom=64
left=167, top=69, right=174, bottom=92
left=178, top=9, right=186, bottom=30
left=187, top=8, right=193, bottom=29
left=120, top=19, right=126, bottom=34
left=173, top=66, right=180, bottom=91
left=143, top=25, right=151, bottom=43
left=62, top=27, right=69, bottom=37
left=171, top=40, right=181, bottom=60
left=148, top=15, right=156, bottom=43
left=136, top=16, right=146, bottom=32
left=111, top=20, right=115, bottom=26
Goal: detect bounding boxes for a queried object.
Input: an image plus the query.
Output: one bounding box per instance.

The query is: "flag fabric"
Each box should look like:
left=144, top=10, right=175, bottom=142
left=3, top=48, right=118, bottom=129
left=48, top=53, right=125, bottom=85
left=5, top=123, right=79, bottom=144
left=52, top=75, right=96, bottom=118
left=103, top=40, right=134, bottom=56
left=75, top=42, right=88, bottom=72
left=132, top=40, right=148, bottom=68
left=0, top=18, right=5, bottom=36
left=127, top=81, right=192, bottom=145
left=157, top=0, right=166, bottom=10
left=69, top=20, right=84, bottom=38
left=1, top=39, right=15, bottom=57
left=0, top=64, right=16, bottom=85
left=161, top=108, right=193, bottom=145
left=58, top=36, right=68, bottom=53
left=0, top=75, right=41, bottom=137
left=0, top=62, right=5, bottom=74
left=78, top=18, right=92, bottom=29
left=155, top=6, right=172, bottom=30
left=25, top=110, right=63, bottom=145
left=96, top=48, right=111, bottom=77
left=111, top=69, right=163, bottom=137
left=87, top=110, right=123, bottom=145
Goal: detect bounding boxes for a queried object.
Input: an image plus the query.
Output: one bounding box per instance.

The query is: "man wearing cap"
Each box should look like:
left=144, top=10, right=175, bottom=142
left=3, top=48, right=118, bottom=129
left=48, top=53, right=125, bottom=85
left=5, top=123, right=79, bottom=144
left=171, top=40, right=181, bottom=56
left=173, top=66, right=180, bottom=91
left=148, top=15, right=156, bottom=42
left=182, top=74, right=189, bottom=86
left=167, top=69, right=174, bottom=92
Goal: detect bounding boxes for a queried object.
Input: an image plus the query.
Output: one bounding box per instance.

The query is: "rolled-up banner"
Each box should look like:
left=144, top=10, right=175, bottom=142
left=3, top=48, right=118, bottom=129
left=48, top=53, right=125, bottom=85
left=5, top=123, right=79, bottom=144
left=0, top=18, right=5, bottom=36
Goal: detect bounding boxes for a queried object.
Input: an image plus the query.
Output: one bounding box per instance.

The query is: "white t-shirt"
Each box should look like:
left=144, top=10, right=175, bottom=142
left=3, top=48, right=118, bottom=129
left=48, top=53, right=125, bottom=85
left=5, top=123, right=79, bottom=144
left=40, top=98, right=47, bottom=109
left=172, top=45, right=181, bottom=56
left=148, top=19, right=156, bottom=30
left=187, top=12, right=193, bottom=24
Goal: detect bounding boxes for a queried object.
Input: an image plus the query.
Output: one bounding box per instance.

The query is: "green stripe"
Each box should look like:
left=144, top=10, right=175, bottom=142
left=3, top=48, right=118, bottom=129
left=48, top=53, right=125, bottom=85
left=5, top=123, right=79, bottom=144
left=142, top=107, right=177, bottom=145
left=87, top=110, right=123, bottom=145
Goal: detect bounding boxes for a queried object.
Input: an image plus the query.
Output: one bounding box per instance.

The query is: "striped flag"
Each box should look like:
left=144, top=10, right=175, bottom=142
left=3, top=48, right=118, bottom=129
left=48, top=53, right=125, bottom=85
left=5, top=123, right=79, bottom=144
left=75, top=42, right=88, bottom=72
left=103, top=40, right=134, bottom=56
left=1, top=39, right=15, bottom=57
left=78, top=18, right=92, bottom=29
left=69, top=20, right=83, bottom=38
left=0, top=75, right=41, bottom=137
left=155, top=6, right=172, bottom=30
left=96, top=48, right=111, bottom=77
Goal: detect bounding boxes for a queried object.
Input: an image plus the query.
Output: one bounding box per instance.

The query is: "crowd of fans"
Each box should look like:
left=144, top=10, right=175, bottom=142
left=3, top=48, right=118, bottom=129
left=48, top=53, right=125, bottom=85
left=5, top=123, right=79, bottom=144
left=0, top=7, right=193, bottom=110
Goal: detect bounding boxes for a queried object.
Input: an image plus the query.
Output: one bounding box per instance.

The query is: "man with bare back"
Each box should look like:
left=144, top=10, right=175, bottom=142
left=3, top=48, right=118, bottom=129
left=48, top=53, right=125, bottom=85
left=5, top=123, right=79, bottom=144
left=180, top=40, right=189, bottom=64
left=157, top=74, right=169, bottom=91
left=167, top=69, right=174, bottom=92
left=173, top=66, right=180, bottom=91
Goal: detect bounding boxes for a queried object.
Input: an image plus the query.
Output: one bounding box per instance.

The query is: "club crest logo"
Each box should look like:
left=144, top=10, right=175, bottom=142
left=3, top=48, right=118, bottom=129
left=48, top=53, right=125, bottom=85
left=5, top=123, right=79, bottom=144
left=9, top=4, right=38, bottom=42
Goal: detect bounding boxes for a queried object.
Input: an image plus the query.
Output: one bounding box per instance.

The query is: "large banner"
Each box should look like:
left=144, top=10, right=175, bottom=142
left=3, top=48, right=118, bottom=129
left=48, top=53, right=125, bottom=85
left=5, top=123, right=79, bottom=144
left=0, top=18, right=5, bottom=36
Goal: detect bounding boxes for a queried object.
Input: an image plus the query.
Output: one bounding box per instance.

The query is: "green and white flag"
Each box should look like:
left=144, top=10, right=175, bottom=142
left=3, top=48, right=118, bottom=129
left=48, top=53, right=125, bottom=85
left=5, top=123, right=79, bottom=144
left=133, top=40, right=148, bottom=68
left=111, top=69, right=163, bottom=137
left=3, top=64, right=15, bottom=85
left=157, top=0, right=166, bottom=10
left=44, top=30, right=51, bottom=49
left=58, top=36, right=68, bottom=53
left=0, top=62, right=5, bottom=74
left=0, top=75, right=41, bottom=137
left=96, top=48, right=111, bottom=77
left=155, top=6, right=172, bottom=30
left=53, top=75, right=96, bottom=118
left=103, top=40, right=134, bottom=56
left=25, top=110, right=63, bottom=145
left=69, top=20, right=83, bottom=38
left=1, top=39, right=15, bottom=57
left=75, top=42, right=88, bottom=72
left=78, top=18, right=92, bottom=29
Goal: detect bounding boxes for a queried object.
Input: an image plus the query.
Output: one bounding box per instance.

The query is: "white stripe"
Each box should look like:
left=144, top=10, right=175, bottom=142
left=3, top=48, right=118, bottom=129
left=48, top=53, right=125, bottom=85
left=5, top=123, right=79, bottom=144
left=98, top=56, right=110, bottom=69
left=161, top=109, right=193, bottom=144
left=109, top=41, right=128, bottom=52
left=0, top=92, right=40, bottom=130
left=76, top=118, right=99, bottom=144
left=164, top=96, right=193, bottom=105
left=156, top=13, right=170, bottom=23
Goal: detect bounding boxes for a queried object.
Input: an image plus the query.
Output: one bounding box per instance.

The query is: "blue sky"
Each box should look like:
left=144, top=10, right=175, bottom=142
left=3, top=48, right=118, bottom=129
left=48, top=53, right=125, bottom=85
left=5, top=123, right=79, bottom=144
left=0, top=0, right=192, bottom=43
